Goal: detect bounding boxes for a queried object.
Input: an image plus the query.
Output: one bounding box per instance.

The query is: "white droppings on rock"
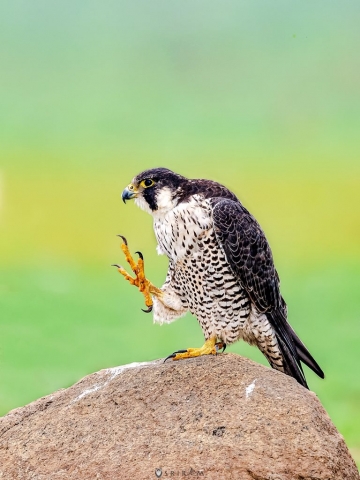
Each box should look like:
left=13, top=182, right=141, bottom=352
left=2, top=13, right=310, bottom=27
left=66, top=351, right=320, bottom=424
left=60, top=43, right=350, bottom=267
left=107, top=361, right=151, bottom=379
left=75, top=384, right=102, bottom=401
left=245, top=379, right=256, bottom=399
left=72, top=361, right=153, bottom=402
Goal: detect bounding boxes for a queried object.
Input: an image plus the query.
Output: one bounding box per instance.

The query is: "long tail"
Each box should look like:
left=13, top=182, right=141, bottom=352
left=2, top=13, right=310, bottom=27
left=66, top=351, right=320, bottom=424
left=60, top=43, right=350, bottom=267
left=290, top=324, right=325, bottom=379
left=266, top=310, right=324, bottom=389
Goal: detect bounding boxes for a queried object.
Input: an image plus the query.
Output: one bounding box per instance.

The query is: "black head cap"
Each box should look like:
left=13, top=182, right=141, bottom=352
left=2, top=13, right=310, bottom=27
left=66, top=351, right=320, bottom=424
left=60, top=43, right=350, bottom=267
left=131, top=167, right=188, bottom=211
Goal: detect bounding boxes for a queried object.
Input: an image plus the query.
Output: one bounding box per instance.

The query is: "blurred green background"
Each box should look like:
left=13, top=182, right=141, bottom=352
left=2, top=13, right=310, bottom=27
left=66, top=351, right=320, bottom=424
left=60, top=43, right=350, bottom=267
left=0, top=0, right=359, bottom=466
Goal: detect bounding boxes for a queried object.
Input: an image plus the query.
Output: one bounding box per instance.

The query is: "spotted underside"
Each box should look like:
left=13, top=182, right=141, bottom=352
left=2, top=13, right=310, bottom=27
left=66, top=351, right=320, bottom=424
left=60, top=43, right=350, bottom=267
left=152, top=195, right=285, bottom=372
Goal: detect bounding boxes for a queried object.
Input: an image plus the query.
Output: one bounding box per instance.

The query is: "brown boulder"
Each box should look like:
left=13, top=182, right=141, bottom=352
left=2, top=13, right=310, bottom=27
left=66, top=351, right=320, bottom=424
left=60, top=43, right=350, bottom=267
left=0, top=353, right=358, bottom=479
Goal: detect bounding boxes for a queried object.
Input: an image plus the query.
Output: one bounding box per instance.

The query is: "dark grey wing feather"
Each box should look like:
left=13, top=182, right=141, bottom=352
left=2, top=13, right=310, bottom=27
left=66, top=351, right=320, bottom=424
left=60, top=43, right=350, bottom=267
left=211, top=198, right=324, bottom=387
left=211, top=197, right=281, bottom=313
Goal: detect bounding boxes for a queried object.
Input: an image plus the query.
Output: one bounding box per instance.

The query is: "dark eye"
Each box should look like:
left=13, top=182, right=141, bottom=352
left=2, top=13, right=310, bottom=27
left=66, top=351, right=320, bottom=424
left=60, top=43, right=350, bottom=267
left=142, top=178, right=155, bottom=188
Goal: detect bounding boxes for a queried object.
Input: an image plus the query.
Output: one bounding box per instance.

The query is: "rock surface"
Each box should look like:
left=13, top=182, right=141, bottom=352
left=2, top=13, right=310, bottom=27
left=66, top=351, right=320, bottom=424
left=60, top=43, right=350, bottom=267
left=0, top=353, right=358, bottom=480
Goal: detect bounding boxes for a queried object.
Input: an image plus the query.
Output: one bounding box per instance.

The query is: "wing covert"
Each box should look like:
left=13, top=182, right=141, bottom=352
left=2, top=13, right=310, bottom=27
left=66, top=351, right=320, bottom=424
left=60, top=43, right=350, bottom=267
left=211, top=198, right=281, bottom=314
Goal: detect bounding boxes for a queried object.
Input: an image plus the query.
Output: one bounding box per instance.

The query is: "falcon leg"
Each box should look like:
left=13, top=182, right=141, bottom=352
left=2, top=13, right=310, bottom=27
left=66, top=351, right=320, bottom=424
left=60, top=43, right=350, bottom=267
left=165, top=337, right=226, bottom=362
left=113, top=235, right=162, bottom=312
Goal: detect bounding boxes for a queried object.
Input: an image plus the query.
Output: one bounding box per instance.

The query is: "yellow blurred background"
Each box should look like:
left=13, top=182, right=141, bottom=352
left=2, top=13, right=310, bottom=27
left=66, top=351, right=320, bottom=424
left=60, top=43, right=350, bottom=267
left=0, top=0, right=359, bottom=464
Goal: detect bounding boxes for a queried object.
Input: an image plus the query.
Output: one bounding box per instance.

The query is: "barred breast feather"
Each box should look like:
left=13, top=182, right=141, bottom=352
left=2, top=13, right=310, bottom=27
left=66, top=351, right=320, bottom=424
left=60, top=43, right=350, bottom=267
left=154, top=195, right=252, bottom=346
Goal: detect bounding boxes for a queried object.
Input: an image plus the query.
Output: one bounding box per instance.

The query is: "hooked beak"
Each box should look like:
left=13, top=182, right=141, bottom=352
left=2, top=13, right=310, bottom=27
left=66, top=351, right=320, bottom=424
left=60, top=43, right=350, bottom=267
left=122, top=184, right=138, bottom=203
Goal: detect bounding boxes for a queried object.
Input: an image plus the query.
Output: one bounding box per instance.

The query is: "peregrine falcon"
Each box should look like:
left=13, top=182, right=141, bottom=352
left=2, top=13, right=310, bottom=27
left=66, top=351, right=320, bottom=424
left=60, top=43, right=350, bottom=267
left=114, top=168, right=324, bottom=389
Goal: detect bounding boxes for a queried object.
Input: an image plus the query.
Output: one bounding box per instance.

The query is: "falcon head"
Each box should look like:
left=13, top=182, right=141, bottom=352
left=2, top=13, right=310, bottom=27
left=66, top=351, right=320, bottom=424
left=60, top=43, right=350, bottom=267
left=122, top=168, right=187, bottom=215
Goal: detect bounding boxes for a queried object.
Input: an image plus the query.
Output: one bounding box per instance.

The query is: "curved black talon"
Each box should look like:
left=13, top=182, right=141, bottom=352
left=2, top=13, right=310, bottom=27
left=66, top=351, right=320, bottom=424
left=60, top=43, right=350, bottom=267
left=164, top=350, right=188, bottom=363
left=135, top=251, right=143, bottom=260
left=141, top=305, right=153, bottom=313
left=111, top=264, right=122, bottom=268
left=117, top=235, right=128, bottom=245
left=215, top=342, right=226, bottom=353
left=164, top=354, right=176, bottom=362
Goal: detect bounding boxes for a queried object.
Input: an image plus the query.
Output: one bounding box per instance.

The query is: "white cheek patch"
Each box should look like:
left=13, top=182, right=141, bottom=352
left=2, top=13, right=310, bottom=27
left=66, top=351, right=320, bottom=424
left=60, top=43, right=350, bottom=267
left=155, top=187, right=176, bottom=214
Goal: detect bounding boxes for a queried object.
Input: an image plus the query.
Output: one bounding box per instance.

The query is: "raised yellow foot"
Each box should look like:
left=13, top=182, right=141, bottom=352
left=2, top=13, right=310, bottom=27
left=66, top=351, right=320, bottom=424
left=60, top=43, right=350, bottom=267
left=165, top=337, right=226, bottom=362
left=112, top=235, right=162, bottom=313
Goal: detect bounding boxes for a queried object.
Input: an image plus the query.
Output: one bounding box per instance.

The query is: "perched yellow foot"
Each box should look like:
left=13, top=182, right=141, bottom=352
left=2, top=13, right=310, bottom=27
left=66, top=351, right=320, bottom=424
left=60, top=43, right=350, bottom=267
left=165, top=337, right=226, bottom=362
left=112, top=235, right=162, bottom=312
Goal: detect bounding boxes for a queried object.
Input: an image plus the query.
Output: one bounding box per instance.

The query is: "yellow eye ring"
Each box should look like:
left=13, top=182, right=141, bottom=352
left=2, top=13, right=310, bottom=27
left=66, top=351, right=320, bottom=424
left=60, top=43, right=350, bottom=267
left=140, top=179, right=155, bottom=188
